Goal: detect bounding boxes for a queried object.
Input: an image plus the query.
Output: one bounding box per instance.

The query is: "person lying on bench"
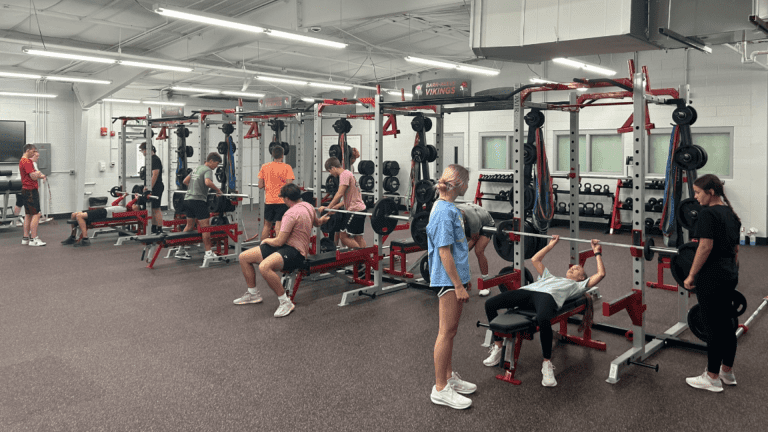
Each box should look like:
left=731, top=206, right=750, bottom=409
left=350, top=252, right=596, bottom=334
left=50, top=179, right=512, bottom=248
left=482, top=235, right=605, bottom=387
left=63, top=193, right=139, bottom=246
left=234, top=183, right=330, bottom=318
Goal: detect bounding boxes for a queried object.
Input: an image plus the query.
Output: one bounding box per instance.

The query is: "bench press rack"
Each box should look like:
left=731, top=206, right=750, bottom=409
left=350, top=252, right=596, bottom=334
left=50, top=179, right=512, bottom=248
left=134, top=223, right=241, bottom=269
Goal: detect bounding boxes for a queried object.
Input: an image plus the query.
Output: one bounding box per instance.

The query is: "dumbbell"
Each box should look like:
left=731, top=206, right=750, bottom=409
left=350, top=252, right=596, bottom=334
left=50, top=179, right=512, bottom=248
left=653, top=198, right=663, bottom=212
left=646, top=198, right=657, bottom=211
left=623, top=197, right=633, bottom=210
left=645, top=217, right=655, bottom=230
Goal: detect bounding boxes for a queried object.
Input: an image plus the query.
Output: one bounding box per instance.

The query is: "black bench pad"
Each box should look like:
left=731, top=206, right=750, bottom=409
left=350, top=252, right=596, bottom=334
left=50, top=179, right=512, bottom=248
left=134, top=231, right=201, bottom=243
left=391, top=238, right=418, bottom=249
left=302, top=251, right=338, bottom=269
left=489, top=295, right=588, bottom=333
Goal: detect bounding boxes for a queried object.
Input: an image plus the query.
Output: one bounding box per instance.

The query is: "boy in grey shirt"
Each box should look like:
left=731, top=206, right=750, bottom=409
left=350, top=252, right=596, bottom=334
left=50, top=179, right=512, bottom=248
left=176, top=152, right=223, bottom=260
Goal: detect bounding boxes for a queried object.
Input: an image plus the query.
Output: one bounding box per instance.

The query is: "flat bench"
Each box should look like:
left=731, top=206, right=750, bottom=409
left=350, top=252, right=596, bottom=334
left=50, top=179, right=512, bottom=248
left=482, top=289, right=605, bottom=386
left=134, top=224, right=240, bottom=269
left=384, top=237, right=424, bottom=278
left=281, top=246, right=378, bottom=302
left=65, top=210, right=149, bottom=238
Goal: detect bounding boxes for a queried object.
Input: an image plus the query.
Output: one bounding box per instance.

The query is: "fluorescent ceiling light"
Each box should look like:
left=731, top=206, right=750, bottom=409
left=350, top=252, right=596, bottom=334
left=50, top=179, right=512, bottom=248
left=265, top=29, right=347, bottom=49
left=257, top=76, right=307, bottom=86
left=308, top=82, right=352, bottom=90
left=154, top=7, right=265, bottom=34
left=172, top=86, right=220, bottom=94
left=530, top=78, right=558, bottom=84
left=154, top=6, right=345, bottom=49
left=552, top=58, right=617, bottom=76
left=301, top=97, right=317, bottom=103
left=0, top=91, right=56, bottom=98
left=102, top=98, right=142, bottom=103
left=221, top=91, right=265, bottom=98
left=387, top=90, right=413, bottom=98
left=142, top=101, right=186, bottom=106
left=120, top=61, right=193, bottom=72
left=0, top=71, right=42, bottom=79
left=23, top=48, right=116, bottom=64
left=46, top=76, right=111, bottom=84
left=577, top=88, right=588, bottom=92
left=456, top=65, right=500, bottom=76
left=405, top=56, right=457, bottom=69
left=405, top=56, right=501, bottom=76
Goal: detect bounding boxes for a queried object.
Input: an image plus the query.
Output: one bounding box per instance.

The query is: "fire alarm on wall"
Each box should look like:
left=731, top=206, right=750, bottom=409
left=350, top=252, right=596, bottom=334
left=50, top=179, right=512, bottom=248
left=100, top=127, right=108, bottom=137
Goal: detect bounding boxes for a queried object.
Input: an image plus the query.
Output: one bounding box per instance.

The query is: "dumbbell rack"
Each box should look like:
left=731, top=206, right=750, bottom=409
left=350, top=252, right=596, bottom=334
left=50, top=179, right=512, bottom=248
left=473, top=174, right=517, bottom=220
left=613, top=179, right=669, bottom=234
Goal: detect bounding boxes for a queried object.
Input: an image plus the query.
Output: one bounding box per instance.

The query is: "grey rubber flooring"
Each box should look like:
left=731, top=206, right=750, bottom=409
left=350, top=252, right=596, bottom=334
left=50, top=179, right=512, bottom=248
left=0, top=214, right=766, bottom=431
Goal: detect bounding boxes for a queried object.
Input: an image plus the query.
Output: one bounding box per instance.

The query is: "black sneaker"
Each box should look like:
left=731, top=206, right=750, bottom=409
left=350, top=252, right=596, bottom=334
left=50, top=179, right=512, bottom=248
left=61, top=236, right=76, bottom=245
left=74, top=238, right=91, bottom=247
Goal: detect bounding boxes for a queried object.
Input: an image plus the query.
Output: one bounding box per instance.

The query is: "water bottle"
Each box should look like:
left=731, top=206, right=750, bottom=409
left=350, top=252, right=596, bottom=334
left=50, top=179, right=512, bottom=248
left=740, top=227, right=746, bottom=246
left=749, top=228, right=757, bottom=246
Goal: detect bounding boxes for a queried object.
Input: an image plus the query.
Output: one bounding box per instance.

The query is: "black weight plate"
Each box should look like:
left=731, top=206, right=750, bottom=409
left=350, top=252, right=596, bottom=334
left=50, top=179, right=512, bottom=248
left=139, top=166, right=146, bottom=181
left=523, top=143, right=536, bottom=166
left=300, top=191, right=314, bottom=204
left=672, top=107, right=693, bottom=126
left=215, top=166, right=226, bottom=183
left=358, top=160, right=375, bottom=176
left=371, top=197, right=399, bottom=236
left=411, top=145, right=428, bottom=163
left=415, top=179, right=437, bottom=204
left=132, top=184, right=143, bottom=195
left=410, top=211, right=430, bottom=250
left=731, top=290, right=747, bottom=317
left=109, top=186, right=122, bottom=198
left=359, top=175, right=375, bottom=192
left=383, top=161, right=400, bottom=176
left=673, top=146, right=701, bottom=170
left=325, top=176, right=339, bottom=195
left=423, top=117, right=432, bottom=132
left=524, top=110, right=545, bottom=128
left=670, top=242, right=698, bottom=289
left=328, top=144, right=341, bottom=159
left=677, top=198, right=702, bottom=232
left=426, top=145, right=437, bottom=163
left=687, top=304, right=738, bottom=343
left=142, top=129, right=155, bottom=138
left=217, top=141, right=228, bottom=154
left=185, top=146, right=194, bottom=158
left=363, top=194, right=375, bottom=209
left=172, top=192, right=185, bottom=213
left=207, top=195, right=220, bottom=213
left=493, top=220, right=516, bottom=262
left=420, top=255, right=430, bottom=283
left=320, top=237, right=336, bottom=252
left=693, top=145, right=707, bottom=169
left=384, top=176, right=400, bottom=193
left=221, top=123, right=235, bottom=135
left=524, top=185, right=535, bottom=211
left=644, top=237, right=655, bottom=261
left=280, top=142, right=288, bottom=156
left=497, top=266, right=534, bottom=292
left=411, top=116, right=425, bottom=132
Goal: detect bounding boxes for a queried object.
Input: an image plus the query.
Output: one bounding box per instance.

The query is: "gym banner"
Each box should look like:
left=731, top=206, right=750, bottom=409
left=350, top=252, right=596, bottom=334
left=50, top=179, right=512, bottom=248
left=412, top=79, right=471, bottom=100
left=257, top=96, right=292, bottom=111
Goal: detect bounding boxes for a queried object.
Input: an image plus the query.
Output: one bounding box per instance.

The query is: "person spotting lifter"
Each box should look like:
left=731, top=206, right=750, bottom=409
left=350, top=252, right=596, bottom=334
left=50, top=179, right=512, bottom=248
left=683, top=174, right=741, bottom=393
left=455, top=203, right=495, bottom=296
left=234, top=184, right=330, bottom=318
left=427, top=164, right=477, bottom=410
left=482, top=235, right=605, bottom=387
left=139, top=142, right=164, bottom=234
left=320, top=157, right=367, bottom=249
left=254, top=145, right=294, bottom=242
left=19, top=144, right=46, bottom=246
left=175, top=152, right=224, bottom=261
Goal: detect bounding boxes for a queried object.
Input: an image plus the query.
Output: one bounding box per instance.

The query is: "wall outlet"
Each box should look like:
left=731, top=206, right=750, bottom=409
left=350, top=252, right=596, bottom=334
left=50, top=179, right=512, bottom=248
left=69, top=170, right=75, bottom=175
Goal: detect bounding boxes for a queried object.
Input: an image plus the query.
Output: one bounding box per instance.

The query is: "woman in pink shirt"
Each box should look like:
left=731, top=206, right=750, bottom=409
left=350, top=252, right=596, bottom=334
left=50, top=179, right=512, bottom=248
left=235, top=184, right=329, bottom=318
left=320, top=157, right=367, bottom=249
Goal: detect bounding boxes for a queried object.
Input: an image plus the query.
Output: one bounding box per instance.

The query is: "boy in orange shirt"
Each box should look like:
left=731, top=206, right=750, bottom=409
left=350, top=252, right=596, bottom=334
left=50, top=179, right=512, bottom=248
left=257, top=145, right=295, bottom=241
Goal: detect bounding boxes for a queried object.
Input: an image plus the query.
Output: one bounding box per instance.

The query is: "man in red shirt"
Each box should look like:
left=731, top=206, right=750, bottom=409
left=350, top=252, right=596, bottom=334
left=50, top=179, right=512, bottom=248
left=18, top=144, right=46, bottom=246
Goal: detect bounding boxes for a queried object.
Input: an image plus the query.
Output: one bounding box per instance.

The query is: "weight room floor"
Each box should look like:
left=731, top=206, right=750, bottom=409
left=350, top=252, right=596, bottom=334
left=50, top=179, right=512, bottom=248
left=1, top=212, right=766, bottom=431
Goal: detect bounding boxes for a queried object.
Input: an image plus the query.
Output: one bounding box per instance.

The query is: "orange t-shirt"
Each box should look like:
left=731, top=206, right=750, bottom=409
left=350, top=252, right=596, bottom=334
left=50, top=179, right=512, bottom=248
left=258, top=161, right=295, bottom=204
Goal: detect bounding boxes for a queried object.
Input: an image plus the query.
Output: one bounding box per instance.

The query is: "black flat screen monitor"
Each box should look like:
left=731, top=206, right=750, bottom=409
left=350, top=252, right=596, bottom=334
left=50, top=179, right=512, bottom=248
left=0, top=121, right=26, bottom=163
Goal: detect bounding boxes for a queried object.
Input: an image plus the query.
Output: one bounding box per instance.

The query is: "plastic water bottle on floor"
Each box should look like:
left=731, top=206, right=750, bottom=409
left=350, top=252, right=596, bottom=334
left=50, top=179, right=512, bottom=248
left=749, top=228, right=757, bottom=246
left=740, top=227, right=746, bottom=246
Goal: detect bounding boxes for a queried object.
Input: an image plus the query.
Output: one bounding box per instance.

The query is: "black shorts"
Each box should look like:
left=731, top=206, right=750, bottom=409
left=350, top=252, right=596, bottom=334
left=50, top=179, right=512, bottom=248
left=259, top=244, right=306, bottom=272
left=436, top=283, right=470, bottom=298
left=149, top=183, right=164, bottom=207
left=265, top=203, right=288, bottom=223
left=15, top=193, right=23, bottom=208
left=184, top=199, right=210, bottom=220
left=21, top=189, right=40, bottom=215
left=86, top=208, right=108, bottom=222
left=341, top=213, right=366, bottom=236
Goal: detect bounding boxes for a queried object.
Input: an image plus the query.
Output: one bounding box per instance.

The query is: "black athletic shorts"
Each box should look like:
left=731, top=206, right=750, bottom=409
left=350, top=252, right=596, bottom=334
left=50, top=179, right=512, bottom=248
left=86, top=208, right=108, bottom=222
left=149, top=183, right=164, bottom=208
left=264, top=203, right=288, bottom=223
left=260, top=244, right=306, bottom=272
left=436, top=283, right=471, bottom=298
left=15, top=193, right=23, bottom=208
left=21, top=189, right=40, bottom=216
left=341, top=213, right=366, bottom=236
left=184, top=199, right=210, bottom=220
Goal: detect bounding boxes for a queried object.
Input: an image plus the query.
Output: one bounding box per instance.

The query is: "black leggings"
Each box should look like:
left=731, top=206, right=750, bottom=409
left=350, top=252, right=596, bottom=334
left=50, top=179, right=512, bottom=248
left=696, top=272, right=738, bottom=374
left=485, top=290, right=559, bottom=359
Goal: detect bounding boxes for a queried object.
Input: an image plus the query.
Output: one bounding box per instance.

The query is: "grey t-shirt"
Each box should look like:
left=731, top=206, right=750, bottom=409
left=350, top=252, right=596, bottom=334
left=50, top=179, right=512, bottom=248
left=521, top=267, right=591, bottom=309
left=456, top=203, right=495, bottom=235
left=105, top=205, right=127, bottom=218
left=185, top=165, right=212, bottom=201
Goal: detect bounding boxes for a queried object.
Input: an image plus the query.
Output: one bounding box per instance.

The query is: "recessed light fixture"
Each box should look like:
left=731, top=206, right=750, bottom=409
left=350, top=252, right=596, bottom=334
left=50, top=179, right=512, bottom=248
left=552, top=58, right=617, bottom=76
left=0, top=91, right=56, bottom=98
left=404, top=56, right=501, bottom=76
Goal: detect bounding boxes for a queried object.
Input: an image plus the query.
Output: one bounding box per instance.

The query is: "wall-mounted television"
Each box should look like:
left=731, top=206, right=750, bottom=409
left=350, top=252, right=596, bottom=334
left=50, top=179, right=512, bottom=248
left=0, top=120, right=26, bottom=163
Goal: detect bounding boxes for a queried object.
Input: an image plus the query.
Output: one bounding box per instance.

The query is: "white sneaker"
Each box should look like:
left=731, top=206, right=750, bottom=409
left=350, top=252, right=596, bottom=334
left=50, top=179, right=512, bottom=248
left=542, top=361, right=557, bottom=387
left=719, top=367, right=737, bottom=386
left=233, top=291, right=263, bottom=305
left=15, top=218, right=23, bottom=227
left=175, top=248, right=191, bottom=260
left=274, top=300, right=295, bottom=318
left=21, top=237, right=29, bottom=245
left=478, top=288, right=491, bottom=297
left=28, top=237, right=46, bottom=247
left=204, top=250, right=216, bottom=259
left=686, top=370, right=724, bottom=392
left=483, top=344, right=502, bottom=367
left=430, top=384, right=471, bottom=409
left=447, top=372, right=477, bottom=395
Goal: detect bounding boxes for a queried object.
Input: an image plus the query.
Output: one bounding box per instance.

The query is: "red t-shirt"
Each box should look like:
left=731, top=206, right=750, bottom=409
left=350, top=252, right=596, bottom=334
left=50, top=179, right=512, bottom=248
left=19, top=157, right=38, bottom=190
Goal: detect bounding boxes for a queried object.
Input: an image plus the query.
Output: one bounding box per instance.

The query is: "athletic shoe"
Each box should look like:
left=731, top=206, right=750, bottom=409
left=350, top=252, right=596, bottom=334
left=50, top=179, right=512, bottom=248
left=204, top=250, right=216, bottom=259
left=478, top=289, right=491, bottom=297
left=542, top=361, right=557, bottom=387
left=15, top=217, right=23, bottom=227
left=21, top=237, right=29, bottom=245
left=73, top=238, right=91, bottom=247
left=430, top=384, right=471, bottom=410
left=28, top=237, right=46, bottom=247
left=719, top=367, right=737, bottom=386
left=61, top=236, right=76, bottom=245
left=447, top=372, right=477, bottom=395
left=233, top=291, right=263, bottom=305
left=274, top=300, right=295, bottom=318
left=175, top=250, right=191, bottom=260
left=483, top=344, right=502, bottom=367
left=686, top=370, right=724, bottom=392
